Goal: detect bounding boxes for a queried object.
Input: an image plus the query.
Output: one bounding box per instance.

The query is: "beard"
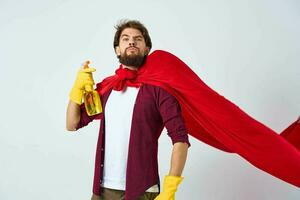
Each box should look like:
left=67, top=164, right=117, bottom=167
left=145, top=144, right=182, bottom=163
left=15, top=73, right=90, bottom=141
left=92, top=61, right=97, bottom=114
left=118, top=50, right=147, bottom=69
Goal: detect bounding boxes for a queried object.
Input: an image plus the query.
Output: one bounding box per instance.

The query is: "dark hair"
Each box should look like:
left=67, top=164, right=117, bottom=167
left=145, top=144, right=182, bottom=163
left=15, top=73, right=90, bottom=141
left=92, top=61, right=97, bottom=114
left=113, top=19, right=152, bottom=50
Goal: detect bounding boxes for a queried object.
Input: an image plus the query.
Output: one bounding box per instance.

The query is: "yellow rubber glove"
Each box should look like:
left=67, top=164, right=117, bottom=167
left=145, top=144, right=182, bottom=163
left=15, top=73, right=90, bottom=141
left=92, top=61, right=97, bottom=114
left=69, top=63, right=96, bottom=105
left=155, top=175, right=183, bottom=200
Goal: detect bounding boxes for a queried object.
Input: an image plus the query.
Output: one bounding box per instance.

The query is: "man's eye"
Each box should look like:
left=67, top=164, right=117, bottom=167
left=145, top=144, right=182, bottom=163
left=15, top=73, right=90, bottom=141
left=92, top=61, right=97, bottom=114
left=122, top=38, right=129, bottom=41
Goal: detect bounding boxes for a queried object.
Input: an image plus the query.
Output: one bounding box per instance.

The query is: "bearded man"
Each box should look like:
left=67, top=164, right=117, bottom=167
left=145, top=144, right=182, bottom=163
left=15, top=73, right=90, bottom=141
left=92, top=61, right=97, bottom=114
left=66, top=20, right=190, bottom=200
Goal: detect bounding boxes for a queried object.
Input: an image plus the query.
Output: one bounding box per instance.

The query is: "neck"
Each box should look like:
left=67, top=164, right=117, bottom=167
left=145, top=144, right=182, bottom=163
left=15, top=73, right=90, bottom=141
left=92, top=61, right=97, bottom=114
left=123, top=65, right=138, bottom=71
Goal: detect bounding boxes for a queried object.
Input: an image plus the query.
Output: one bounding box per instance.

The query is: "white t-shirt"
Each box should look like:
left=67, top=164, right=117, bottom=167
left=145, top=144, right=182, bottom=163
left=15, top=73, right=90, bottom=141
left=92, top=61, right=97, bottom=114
left=102, top=87, right=158, bottom=192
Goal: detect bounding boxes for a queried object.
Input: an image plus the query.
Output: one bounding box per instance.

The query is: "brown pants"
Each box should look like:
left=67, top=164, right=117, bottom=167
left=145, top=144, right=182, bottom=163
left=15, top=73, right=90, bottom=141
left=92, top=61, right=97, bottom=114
left=91, top=187, right=159, bottom=200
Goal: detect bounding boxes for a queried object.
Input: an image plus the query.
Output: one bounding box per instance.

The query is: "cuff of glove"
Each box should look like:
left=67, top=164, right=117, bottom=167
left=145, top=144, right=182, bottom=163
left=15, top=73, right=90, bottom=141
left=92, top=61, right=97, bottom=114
left=162, top=175, right=184, bottom=191
left=69, top=87, right=83, bottom=105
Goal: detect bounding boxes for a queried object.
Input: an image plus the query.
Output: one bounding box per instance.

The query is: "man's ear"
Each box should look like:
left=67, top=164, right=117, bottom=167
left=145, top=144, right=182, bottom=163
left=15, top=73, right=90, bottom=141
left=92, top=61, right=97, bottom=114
left=145, top=47, right=150, bottom=55
left=115, top=46, right=121, bottom=56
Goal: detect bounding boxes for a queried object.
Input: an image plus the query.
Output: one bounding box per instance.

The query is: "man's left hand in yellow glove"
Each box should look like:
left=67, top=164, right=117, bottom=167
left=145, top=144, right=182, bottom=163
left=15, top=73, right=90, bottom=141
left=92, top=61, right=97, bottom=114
left=154, top=175, right=183, bottom=200
left=155, top=142, right=189, bottom=200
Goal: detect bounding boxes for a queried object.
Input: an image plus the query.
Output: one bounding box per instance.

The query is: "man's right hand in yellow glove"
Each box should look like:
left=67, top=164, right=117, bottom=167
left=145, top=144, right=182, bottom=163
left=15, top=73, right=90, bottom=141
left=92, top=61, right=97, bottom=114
left=69, top=65, right=96, bottom=105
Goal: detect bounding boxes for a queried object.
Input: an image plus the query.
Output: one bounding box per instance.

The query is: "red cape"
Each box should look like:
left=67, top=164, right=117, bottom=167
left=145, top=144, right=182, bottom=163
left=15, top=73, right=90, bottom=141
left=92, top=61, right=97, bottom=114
left=97, top=50, right=300, bottom=187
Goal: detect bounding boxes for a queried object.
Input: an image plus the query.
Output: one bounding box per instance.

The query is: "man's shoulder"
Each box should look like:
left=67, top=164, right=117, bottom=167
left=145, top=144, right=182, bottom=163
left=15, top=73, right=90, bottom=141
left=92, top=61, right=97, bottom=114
left=141, top=84, right=175, bottom=99
left=141, top=83, right=165, bottom=92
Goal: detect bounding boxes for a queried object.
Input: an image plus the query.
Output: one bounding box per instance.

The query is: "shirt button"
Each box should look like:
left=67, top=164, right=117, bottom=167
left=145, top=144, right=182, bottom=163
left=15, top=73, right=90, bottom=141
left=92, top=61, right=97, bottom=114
left=101, top=148, right=104, bottom=151
left=101, top=164, right=104, bottom=167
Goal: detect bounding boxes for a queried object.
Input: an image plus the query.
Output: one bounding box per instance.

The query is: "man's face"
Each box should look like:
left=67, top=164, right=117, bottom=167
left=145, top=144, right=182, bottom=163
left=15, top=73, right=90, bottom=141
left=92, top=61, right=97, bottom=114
left=115, top=28, right=150, bottom=68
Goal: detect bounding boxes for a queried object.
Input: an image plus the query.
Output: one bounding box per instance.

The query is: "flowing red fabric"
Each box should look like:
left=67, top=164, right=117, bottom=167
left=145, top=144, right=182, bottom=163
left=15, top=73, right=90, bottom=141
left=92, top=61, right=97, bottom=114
left=96, top=50, right=300, bottom=187
left=280, top=117, right=300, bottom=151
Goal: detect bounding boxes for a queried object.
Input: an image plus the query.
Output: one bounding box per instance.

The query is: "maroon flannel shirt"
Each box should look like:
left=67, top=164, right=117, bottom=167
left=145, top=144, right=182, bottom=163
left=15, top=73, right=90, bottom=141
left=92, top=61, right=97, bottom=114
left=76, top=84, right=190, bottom=200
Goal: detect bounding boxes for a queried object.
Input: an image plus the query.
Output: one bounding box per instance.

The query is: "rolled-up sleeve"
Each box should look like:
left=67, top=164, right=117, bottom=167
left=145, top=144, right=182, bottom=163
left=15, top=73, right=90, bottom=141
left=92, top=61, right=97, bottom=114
left=158, top=88, right=191, bottom=147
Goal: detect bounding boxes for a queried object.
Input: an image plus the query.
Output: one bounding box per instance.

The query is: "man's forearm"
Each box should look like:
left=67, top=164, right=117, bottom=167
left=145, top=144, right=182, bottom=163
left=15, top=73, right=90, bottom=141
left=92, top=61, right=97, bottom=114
left=168, top=142, right=189, bottom=176
left=66, top=100, right=81, bottom=131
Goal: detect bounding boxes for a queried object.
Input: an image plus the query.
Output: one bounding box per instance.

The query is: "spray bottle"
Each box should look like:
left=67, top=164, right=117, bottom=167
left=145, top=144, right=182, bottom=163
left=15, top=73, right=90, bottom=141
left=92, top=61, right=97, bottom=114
left=83, top=61, right=102, bottom=116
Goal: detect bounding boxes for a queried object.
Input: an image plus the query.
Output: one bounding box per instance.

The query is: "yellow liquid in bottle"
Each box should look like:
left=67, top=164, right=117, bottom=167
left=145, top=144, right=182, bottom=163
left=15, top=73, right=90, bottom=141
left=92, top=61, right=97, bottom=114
left=84, top=86, right=102, bottom=116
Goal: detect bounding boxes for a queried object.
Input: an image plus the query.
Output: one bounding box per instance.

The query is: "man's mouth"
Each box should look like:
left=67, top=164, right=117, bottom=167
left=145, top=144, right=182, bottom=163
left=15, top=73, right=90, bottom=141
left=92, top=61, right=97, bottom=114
left=127, top=47, right=139, bottom=51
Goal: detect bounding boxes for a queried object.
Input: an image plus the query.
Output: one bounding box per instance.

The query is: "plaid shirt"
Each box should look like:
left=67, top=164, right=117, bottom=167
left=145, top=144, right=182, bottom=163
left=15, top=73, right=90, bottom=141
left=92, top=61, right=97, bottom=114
left=77, top=84, right=190, bottom=200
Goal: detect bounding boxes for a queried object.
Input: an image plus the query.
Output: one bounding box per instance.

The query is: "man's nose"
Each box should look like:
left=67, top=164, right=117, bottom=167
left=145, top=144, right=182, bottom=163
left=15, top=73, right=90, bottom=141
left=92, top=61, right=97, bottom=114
left=129, top=39, right=136, bottom=46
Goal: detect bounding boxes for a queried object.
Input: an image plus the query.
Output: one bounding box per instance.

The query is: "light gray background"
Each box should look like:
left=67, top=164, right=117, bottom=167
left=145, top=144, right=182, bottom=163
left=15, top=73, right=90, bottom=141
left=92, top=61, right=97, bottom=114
left=0, top=0, right=300, bottom=199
